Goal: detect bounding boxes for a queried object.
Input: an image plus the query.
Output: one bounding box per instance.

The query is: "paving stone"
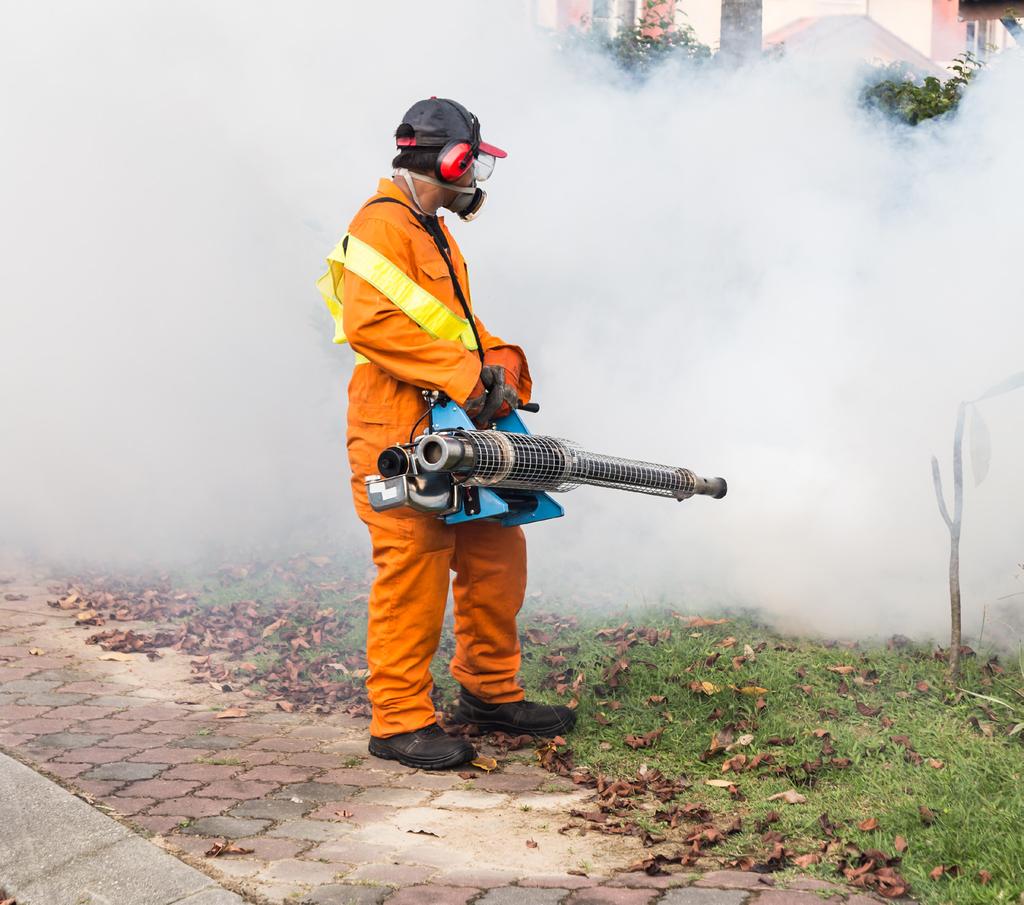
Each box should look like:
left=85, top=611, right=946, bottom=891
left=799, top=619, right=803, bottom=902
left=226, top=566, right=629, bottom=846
left=258, top=858, right=344, bottom=884
left=128, top=747, right=208, bottom=765
left=17, top=691, right=91, bottom=707
left=267, top=819, right=355, bottom=842
left=164, top=763, right=241, bottom=781
left=86, top=693, right=144, bottom=708
left=203, top=858, right=263, bottom=879
left=512, top=791, right=589, bottom=810
left=754, top=892, right=836, bottom=905
left=127, top=814, right=187, bottom=835
left=142, top=721, right=194, bottom=735
left=0, top=668, right=39, bottom=681
left=25, top=668, right=90, bottom=683
left=363, top=755, right=415, bottom=773
left=174, top=835, right=310, bottom=860
left=42, top=761, right=92, bottom=779
left=306, top=840, right=396, bottom=864
left=350, top=787, right=430, bottom=807
left=846, top=897, right=886, bottom=905
left=195, top=778, right=277, bottom=799
left=471, top=772, right=543, bottom=792
left=434, top=869, right=521, bottom=888
left=171, top=734, right=247, bottom=750
left=477, top=888, right=566, bottom=905
left=213, top=748, right=279, bottom=766
left=660, top=891, right=750, bottom=905
left=29, top=731, right=104, bottom=749
left=53, top=745, right=140, bottom=764
left=320, top=769, right=390, bottom=787
left=285, top=752, right=354, bottom=769
left=83, top=761, right=166, bottom=781
left=289, top=725, right=343, bottom=739
left=44, top=704, right=122, bottom=720
left=175, top=890, right=249, bottom=905
left=237, top=764, right=316, bottom=783
left=0, top=704, right=53, bottom=720
left=569, top=890, right=658, bottom=905
left=0, top=678, right=61, bottom=693
left=0, top=731, right=33, bottom=747
left=57, top=680, right=125, bottom=694
left=251, top=881, right=308, bottom=904
left=606, top=874, right=694, bottom=889
left=179, top=815, right=271, bottom=837
left=322, top=738, right=371, bottom=756
left=521, top=875, right=600, bottom=889
left=148, top=796, right=237, bottom=817
left=247, top=736, right=316, bottom=752
left=432, top=790, right=510, bottom=810
left=99, top=732, right=172, bottom=749
left=345, top=863, right=436, bottom=885
left=215, top=722, right=277, bottom=737
left=303, top=885, right=388, bottom=905
left=695, top=872, right=775, bottom=891
left=77, top=717, right=147, bottom=734
left=114, top=703, right=194, bottom=721
left=391, top=772, right=463, bottom=791
left=11, top=717, right=76, bottom=733
left=386, top=887, right=479, bottom=905
left=118, top=778, right=201, bottom=798
left=786, top=879, right=845, bottom=892
left=229, top=797, right=313, bottom=820
left=75, top=779, right=126, bottom=796
left=99, top=796, right=156, bottom=816
left=273, top=781, right=360, bottom=802
left=307, top=802, right=395, bottom=826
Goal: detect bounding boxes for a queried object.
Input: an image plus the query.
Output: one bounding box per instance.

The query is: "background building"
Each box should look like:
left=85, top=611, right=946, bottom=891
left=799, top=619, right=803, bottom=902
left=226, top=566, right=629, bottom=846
left=531, top=0, right=1019, bottom=67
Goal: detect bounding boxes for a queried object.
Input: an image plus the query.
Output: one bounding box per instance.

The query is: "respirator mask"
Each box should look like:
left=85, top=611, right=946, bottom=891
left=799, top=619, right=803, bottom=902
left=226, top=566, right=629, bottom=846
left=396, top=152, right=494, bottom=222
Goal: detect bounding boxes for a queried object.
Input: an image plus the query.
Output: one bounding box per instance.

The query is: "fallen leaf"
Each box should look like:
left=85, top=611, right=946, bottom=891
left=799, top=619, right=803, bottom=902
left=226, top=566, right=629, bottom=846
left=732, top=685, right=769, bottom=696
left=719, top=636, right=737, bottom=648
left=856, top=702, right=882, bottom=717
left=978, top=869, right=991, bottom=885
left=793, top=853, right=821, bottom=868
left=919, top=805, right=936, bottom=825
left=927, top=759, right=945, bottom=770
left=895, top=836, right=908, bottom=852
left=275, top=701, right=295, bottom=713
left=471, top=756, right=498, bottom=772
left=214, top=707, right=248, bottom=719
left=916, top=681, right=930, bottom=692
left=526, top=838, right=538, bottom=848
left=827, top=665, right=856, bottom=675
left=204, top=839, right=255, bottom=857
left=98, top=652, right=134, bottom=661
left=261, top=617, right=286, bottom=638
left=674, top=615, right=731, bottom=628
left=28, top=648, right=45, bottom=656
left=705, top=779, right=735, bottom=788
left=75, top=609, right=101, bottom=622
left=334, top=809, right=354, bottom=818
left=857, top=817, right=879, bottom=831
left=767, top=789, right=807, bottom=804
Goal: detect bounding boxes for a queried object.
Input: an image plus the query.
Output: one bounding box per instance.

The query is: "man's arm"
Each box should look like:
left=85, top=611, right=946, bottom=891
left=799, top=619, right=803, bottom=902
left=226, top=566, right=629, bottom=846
left=343, top=217, right=483, bottom=406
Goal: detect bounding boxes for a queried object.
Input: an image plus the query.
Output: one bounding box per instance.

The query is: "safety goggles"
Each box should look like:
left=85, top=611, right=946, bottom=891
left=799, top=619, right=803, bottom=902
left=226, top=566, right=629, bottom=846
left=473, top=152, right=496, bottom=182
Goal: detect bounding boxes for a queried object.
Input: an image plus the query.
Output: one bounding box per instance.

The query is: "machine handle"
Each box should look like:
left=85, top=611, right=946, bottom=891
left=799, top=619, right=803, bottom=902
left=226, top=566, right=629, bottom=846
left=518, top=402, right=540, bottom=413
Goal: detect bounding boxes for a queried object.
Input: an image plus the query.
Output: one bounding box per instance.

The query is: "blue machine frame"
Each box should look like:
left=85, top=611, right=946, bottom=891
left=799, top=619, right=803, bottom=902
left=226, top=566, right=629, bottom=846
left=429, top=400, right=565, bottom=527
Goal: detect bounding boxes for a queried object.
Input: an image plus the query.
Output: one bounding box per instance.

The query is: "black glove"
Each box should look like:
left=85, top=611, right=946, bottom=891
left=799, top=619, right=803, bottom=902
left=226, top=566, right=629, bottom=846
left=475, top=365, right=519, bottom=427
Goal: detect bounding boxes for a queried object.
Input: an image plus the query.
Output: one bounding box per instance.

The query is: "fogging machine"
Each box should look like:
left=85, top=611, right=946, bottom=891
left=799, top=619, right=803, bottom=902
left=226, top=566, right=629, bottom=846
left=365, top=394, right=727, bottom=527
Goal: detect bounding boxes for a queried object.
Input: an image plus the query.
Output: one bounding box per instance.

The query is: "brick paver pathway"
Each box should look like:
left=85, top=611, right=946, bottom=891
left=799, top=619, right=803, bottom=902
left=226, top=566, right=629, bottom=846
left=0, top=576, right=904, bottom=905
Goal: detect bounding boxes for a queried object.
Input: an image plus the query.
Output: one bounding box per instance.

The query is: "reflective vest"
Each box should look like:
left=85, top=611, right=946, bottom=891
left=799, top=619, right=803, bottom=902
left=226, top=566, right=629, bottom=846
left=317, top=205, right=480, bottom=366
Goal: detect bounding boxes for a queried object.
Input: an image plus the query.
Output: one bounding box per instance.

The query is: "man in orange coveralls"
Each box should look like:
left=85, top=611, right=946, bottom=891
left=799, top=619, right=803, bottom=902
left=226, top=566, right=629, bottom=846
left=318, top=98, right=575, bottom=769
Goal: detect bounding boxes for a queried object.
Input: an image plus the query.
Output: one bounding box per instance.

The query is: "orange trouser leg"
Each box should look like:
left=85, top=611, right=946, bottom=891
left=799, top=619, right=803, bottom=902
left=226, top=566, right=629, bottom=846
left=363, top=512, right=455, bottom=738
left=449, top=520, right=528, bottom=703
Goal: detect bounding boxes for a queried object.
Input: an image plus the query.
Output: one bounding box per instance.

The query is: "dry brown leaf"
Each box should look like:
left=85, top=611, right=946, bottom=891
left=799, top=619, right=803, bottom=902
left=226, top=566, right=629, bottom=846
left=261, top=617, right=286, bottom=638
left=471, top=756, right=498, bottom=772
left=98, top=652, right=134, bottom=661
left=28, top=648, right=45, bottom=656
left=526, top=838, right=538, bottom=848
left=928, top=759, right=945, bottom=770
left=827, top=665, right=856, bottom=674
left=674, top=615, right=730, bottom=628
left=214, top=707, right=248, bottom=720
left=719, top=636, right=737, bottom=648
left=204, top=839, right=255, bottom=857
left=857, top=817, right=879, bottom=831
left=732, top=685, right=769, bottom=696
left=895, top=836, right=908, bottom=852
left=275, top=700, right=295, bottom=713
left=75, top=609, right=100, bottom=622
left=704, top=779, right=735, bottom=788
left=767, top=789, right=807, bottom=804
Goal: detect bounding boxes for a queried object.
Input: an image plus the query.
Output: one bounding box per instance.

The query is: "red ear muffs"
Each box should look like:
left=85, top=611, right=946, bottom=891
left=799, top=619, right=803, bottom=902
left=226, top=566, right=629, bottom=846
left=437, top=140, right=475, bottom=182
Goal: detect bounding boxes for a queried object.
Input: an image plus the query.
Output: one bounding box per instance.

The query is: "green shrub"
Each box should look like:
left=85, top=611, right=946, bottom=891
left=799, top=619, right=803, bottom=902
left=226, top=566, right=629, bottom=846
left=862, top=53, right=983, bottom=126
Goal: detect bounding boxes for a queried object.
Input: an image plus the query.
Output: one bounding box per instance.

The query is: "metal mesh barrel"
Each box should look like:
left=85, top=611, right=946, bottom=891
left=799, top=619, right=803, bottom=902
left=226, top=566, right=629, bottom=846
left=416, top=431, right=725, bottom=500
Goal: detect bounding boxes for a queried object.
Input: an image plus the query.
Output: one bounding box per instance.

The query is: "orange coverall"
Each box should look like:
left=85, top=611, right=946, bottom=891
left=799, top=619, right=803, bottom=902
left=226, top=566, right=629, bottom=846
left=342, top=179, right=533, bottom=738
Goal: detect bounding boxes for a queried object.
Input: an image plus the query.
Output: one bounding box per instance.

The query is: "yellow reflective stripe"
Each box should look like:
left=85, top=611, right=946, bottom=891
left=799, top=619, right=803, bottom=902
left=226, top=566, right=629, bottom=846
left=343, top=235, right=478, bottom=351
left=353, top=352, right=370, bottom=365
left=317, top=236, right=349, bottom=345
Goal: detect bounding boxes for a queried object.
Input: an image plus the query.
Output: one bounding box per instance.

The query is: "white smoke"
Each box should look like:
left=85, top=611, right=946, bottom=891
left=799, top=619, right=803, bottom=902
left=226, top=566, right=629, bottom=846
left=2, top=2, right=1022, bottom=640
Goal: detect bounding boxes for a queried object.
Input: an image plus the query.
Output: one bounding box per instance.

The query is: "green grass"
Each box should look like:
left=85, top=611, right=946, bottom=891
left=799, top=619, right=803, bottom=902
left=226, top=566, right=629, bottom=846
left=502, top=611, right=1024, bottom=905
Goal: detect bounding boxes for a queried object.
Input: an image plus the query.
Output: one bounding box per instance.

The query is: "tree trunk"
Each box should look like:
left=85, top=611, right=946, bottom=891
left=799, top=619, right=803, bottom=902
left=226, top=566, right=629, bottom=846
left=948, top=402, right=966, bottom=680
left=719, top=0, right=763, bottom=64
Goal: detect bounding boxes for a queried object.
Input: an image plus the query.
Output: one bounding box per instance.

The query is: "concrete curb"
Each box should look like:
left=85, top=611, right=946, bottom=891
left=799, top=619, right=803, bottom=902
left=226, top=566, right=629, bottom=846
left=0, top=751, right=245, bottom=905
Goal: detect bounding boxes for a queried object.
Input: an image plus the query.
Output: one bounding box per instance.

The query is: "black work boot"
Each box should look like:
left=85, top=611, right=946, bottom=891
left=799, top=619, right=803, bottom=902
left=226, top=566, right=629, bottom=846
left=368, top=724, right=476, bottom=770
left=452, top=687, right=577, bottom=737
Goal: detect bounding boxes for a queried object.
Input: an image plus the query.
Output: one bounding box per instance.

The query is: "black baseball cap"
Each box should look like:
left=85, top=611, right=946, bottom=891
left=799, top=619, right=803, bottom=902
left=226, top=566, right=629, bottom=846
left=396, top=97, right=507, bottom=158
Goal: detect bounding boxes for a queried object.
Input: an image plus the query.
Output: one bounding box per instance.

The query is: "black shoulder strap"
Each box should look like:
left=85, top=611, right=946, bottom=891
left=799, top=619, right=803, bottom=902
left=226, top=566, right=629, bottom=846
left=355, top=194, right=484, bottom=363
